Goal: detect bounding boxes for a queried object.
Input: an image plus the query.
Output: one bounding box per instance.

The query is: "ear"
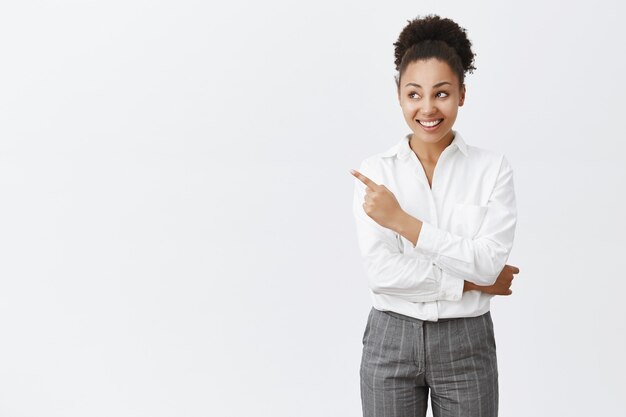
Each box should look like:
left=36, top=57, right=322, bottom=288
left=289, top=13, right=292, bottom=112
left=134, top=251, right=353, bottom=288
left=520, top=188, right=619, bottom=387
left=395, top=76, right=402, bottom=105
left=459, top=85, right=466, bottom=106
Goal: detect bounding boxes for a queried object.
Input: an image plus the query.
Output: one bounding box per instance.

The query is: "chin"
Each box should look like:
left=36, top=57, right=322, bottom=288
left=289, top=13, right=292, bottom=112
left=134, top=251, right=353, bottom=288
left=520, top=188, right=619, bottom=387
left=412, top=127, right=452, bottom=143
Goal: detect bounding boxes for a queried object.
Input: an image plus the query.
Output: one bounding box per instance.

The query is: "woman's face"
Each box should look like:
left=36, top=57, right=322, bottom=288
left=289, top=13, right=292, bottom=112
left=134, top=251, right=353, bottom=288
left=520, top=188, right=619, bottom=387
left=397, top=58, right=465, bottom=150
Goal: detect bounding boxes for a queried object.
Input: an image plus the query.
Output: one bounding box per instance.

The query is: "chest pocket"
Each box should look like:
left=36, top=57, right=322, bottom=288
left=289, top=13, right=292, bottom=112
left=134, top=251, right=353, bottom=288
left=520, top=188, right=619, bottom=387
left=450, top=203, right=488, bottom=238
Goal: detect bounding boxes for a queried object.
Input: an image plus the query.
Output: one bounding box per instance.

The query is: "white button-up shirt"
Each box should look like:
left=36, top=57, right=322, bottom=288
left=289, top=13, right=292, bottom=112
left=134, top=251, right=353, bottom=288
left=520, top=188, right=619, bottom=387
left=352, top=130, right=517, bottom=321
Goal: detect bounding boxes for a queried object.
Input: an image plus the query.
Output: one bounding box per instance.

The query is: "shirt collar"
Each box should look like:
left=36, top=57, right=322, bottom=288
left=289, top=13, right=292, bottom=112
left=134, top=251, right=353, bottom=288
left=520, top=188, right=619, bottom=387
left=381, top=130, right=469, bottom=160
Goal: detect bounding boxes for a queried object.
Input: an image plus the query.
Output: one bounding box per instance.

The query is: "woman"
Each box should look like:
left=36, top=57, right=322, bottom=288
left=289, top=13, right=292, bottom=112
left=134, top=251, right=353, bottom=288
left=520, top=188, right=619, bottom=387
left=349, top=15, right=519, bottom=417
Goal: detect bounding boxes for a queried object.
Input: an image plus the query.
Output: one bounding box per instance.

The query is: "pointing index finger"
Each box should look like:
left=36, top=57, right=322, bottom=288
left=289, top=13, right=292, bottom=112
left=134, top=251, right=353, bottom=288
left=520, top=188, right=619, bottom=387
left=350, top=169, right=379, bottom=189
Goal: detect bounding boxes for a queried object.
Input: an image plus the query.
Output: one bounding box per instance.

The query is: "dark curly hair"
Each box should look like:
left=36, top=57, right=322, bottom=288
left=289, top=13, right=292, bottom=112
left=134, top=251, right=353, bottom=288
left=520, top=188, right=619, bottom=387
left=393, top=15, right=476, bottom=89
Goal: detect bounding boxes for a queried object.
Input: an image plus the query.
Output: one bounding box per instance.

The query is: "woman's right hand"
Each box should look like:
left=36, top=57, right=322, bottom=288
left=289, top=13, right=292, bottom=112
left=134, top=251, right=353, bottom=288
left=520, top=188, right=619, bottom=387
left=463, top=264, right=520, bottom=295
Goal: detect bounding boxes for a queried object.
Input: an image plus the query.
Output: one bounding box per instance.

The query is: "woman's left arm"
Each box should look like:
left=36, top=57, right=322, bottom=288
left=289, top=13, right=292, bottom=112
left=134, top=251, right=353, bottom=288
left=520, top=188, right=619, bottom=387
left=395, top=155, right=517, bottom=286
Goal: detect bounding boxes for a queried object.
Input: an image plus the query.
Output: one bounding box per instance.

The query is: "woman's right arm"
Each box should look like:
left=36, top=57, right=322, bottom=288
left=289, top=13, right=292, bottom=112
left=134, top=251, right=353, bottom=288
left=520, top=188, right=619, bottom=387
left=352, top=159, right=464, bottom=303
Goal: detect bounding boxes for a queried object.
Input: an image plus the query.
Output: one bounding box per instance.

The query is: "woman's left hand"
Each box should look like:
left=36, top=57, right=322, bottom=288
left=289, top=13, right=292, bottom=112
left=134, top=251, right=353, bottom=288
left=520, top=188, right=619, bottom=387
left=351, top=169, right=406, bottom=231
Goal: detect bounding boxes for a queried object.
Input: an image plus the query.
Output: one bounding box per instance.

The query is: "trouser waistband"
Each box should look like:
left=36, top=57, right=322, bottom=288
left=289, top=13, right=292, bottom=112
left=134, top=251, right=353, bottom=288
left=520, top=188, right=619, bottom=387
left=380, top=308, right=487, bottom=324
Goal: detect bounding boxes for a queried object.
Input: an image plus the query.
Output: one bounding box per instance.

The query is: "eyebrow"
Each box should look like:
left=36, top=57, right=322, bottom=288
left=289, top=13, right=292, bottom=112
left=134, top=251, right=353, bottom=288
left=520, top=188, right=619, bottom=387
left=404, top=81, right=452, bottom=88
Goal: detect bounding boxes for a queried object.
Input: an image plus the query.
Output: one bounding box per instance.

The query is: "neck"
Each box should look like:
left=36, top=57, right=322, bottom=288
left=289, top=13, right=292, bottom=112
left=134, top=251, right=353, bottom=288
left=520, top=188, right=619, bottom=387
left=409, top=131, right=455, bottom=163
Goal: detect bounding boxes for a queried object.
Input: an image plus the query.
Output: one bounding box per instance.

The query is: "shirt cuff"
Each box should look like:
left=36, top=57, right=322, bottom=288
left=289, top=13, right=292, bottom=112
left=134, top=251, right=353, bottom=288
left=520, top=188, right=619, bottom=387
left=438, top=270, right=464, bottom=301
left=414, top=220, right=443, bottom=256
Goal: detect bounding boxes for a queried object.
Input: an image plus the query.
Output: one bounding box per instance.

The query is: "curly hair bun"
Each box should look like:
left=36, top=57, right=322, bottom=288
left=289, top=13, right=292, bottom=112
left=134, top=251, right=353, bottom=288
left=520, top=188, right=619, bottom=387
left=393, top=14, right=476, bottom=75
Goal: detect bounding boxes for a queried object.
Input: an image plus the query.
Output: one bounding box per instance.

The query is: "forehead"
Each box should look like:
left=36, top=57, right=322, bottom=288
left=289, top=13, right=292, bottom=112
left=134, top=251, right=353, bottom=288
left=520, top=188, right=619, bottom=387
left=401, top=58, right=459, bottom=87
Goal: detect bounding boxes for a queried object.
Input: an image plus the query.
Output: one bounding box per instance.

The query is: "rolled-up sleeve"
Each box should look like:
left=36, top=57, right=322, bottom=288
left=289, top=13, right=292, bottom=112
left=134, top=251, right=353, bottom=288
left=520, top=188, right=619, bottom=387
left=413, top=155, right=517, bottom=286
left=353, top=159, right=464, bottom=302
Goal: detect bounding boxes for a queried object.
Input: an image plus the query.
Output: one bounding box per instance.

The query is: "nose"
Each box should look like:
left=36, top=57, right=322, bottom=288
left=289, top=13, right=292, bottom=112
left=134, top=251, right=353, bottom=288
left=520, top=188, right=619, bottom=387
left=420, top=98, right=436, bottom=115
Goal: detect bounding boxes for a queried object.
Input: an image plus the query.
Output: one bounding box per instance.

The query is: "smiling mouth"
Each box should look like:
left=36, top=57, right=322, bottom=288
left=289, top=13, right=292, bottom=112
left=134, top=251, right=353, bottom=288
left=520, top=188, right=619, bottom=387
left=417, top=119, right=443, bottom=127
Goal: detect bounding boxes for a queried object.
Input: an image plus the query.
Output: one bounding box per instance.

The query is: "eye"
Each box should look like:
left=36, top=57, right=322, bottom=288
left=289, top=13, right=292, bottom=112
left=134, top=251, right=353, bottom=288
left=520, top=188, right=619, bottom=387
left=408, top=92, right=420, bottom=99
left=436, top=91, right=449, bottom=98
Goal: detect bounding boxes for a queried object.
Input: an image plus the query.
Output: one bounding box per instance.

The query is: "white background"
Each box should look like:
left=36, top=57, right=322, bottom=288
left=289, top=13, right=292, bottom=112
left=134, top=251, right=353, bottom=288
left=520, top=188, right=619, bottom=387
left=1, top=0, right=624, bottom=416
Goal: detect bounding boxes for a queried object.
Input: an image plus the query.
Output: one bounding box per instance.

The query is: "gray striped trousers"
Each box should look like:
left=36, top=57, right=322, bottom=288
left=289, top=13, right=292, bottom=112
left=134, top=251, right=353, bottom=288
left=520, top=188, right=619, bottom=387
left=360, top=307, right=499, bottom=417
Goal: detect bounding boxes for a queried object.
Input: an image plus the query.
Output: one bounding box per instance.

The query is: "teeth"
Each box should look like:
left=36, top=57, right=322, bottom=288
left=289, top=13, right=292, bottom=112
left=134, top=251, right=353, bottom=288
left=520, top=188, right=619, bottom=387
left=419, top=119, right=442, bottom=127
